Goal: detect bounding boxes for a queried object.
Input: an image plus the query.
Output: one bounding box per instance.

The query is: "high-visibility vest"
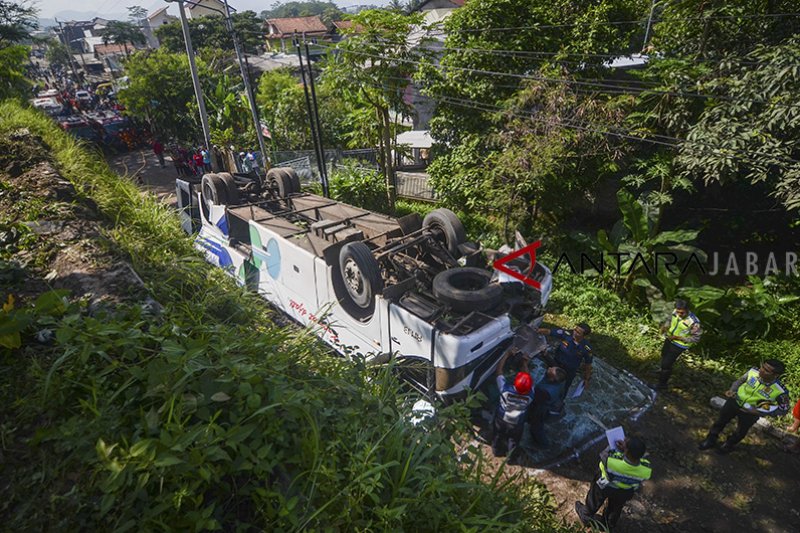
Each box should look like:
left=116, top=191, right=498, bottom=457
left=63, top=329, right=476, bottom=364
left=668, top=312, right=700, bottom=349
left=737, top=368, right=788, bottom=410
left=599, top=451, right=652, bottom=490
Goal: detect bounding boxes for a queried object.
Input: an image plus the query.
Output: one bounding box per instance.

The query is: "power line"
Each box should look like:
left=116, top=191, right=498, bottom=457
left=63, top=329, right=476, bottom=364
left=355, top=78, right=800, bottom=166
left=315, top=41, right=800, bottom=111
left=431, top=12, right=800, bottom=34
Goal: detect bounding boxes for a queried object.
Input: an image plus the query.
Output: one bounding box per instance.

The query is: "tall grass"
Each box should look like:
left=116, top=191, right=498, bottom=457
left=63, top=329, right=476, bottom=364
left=0, top=101, right=574, bottom=531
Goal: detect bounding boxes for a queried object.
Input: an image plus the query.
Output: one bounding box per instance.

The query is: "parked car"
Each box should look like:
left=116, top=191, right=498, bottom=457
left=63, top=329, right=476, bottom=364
left=177, top=169, right=553, bottom=401
left=36, top=89, right=60, bottom=100
left=58, top=116, right=100, bottom=143
left=85, top=111, right=133, bottom=149
left=32, top=97, right=63, bottom=116
left=75, top=90, right=92, bottom=106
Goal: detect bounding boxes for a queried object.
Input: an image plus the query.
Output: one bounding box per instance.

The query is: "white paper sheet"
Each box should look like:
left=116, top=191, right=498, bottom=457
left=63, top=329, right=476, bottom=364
left=571, top=379, right=586, bottom=398
left=606, top=426, right=626, bottom=451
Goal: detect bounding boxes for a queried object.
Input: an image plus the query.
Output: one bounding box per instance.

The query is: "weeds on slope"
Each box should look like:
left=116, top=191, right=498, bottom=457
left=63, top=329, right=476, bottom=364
left=0, top=102, right=571, bottom=531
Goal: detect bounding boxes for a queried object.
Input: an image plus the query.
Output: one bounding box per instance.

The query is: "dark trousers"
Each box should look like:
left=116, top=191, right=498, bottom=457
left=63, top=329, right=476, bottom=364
left=707, top=396, right=760, bottom=446
left=582, top=474, right=636, bottom=530
left=492, top=417, right=524, bottom=457
left=562, top=367, right=578, bottom=399
left=658, top=340, right=687, bottom=387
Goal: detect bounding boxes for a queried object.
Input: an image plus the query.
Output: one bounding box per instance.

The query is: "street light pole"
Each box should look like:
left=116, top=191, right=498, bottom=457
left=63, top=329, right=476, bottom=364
left=643, top=0, right=658, bottom=51
left=222, top=0, right=269, bottom=169
left=174, top=0, right=211, bottom=152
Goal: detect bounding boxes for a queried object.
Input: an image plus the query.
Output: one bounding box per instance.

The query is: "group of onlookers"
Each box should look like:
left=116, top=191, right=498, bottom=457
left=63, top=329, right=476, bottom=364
left=159, top=143, right=212, bottom=176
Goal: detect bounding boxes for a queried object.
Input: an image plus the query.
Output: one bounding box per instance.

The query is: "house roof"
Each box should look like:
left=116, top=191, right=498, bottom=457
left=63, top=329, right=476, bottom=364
left=267, top=16, right=328, bottom=38
left=396, top=130, right=433, bottom=148
left=94, top=43, right=135, bottom=55
left=332, top=20, right=363, bottom=34
left=412, top=0, right=465, bottom=11
left=332, top=20, right=353, bottom=31
left=148, top=6, right=169, bottom=19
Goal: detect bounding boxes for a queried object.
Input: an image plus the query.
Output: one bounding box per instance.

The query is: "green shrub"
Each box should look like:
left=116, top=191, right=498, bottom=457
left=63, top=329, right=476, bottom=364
left=329, top=160, right=389, bottom=213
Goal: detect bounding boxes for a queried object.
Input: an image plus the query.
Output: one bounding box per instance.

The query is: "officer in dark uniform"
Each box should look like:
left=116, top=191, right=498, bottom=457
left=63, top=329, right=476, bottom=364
left=537, top=323, right=594, bottom=399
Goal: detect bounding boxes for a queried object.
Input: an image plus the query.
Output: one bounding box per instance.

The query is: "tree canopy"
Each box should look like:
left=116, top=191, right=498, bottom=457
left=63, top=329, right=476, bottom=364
left=155, top=11, right=265, bottom=55
left=0, top=0, right=37, bottom=46
left=118, top=49, right=208, bottom=142
left=325, top=9, right=430, bottom=209
left=260, top=1, right=343, bottom=25
left=102, top=20, right=146, bottom=54
left=0, top=0, right=37, bottom=100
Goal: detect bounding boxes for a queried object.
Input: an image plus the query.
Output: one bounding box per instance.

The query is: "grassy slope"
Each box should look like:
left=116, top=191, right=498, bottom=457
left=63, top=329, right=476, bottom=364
left=0, top=102, right=573, bottom=531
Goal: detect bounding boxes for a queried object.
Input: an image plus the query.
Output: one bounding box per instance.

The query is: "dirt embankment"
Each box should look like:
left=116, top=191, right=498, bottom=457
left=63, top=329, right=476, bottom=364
left=1, top=129, right=151, bottom=308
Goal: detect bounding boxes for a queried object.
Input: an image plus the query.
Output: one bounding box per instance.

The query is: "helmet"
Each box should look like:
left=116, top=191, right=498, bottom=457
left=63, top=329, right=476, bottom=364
left=513, top=372, right=533, bottom=395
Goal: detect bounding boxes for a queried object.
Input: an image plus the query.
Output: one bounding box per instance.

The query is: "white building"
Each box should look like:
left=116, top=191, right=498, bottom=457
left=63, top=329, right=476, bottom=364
left=186, top=0, right=227, bottom=19
left=143, top=6, right=178, bottom=48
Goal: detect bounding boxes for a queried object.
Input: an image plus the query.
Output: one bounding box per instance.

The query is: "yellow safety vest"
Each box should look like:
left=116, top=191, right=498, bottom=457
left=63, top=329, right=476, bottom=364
left=599, top=451, right=652, bottom=490
left=737, top=368, right=787, bottom=409
left=668, top=312, right=699, bottom=349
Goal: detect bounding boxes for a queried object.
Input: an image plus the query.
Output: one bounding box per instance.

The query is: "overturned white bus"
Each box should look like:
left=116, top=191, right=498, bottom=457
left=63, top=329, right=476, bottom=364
left=177, top=168, right=552, bottom=400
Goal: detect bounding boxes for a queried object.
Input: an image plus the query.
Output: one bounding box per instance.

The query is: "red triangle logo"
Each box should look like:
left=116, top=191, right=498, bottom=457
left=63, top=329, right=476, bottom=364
left=492, top=240, right=542, bottom=289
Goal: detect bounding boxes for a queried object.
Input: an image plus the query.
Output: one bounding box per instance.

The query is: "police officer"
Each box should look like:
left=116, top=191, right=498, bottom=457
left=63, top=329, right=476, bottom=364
left=575, top=436, right=652, bottom=531
left=492, top=349, right=534, bottom=458
left=537, top=323, right=593, bottom=399
left=657, top=299, right=702, bottom=390
left=699, top=359, right=790, bottom=454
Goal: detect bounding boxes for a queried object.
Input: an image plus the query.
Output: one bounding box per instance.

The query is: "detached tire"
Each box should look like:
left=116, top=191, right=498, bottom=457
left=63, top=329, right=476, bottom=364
left=423, top=208, right=467, bottom=258
left=266, top=167, right=297, bottom=197
left=339, top=242, right=383, bottom=312
left=216, top=172, right=239, bottom=204
left=433, top=267, right=502, bottom=313
left=280, top=167, right=301, bottom=194
left=201, top=173, right=228, bottom=208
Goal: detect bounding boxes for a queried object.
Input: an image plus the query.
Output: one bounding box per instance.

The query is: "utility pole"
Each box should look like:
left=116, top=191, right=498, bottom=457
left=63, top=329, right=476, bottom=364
left=295, top=34, right=327, bottom=196
left=304, top=37, right=329, bottom=196
left=175, top=0, right=211, bottom=152
left=55, top=19, right=81, bottom=83
left=222, top=0, right=269, bottom=169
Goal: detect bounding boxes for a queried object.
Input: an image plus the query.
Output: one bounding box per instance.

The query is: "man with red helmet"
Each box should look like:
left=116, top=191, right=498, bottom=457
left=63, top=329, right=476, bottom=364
left=493, top=349, right=535, bottom=459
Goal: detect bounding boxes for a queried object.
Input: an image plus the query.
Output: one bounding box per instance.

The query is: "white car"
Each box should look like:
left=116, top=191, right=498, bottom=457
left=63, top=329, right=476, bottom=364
left=75, top=90, right=92, bottom=104
left=37, top=89, right=59, bottom=99
left=32, top=97, right=63, bottom=116
left=178, top=169, right=553, bottom=400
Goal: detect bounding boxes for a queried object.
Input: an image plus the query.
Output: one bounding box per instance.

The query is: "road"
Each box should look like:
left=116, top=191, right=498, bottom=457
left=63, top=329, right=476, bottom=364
left=108, top=148, right=179, bottom=206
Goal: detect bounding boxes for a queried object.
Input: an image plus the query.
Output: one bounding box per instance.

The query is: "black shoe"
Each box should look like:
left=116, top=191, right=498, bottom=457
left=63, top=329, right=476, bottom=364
left=716, top=441, right=735, bottom=454
left=574, top=501, right=590, bottom=525
left=698, top=438, right=717, bottom=451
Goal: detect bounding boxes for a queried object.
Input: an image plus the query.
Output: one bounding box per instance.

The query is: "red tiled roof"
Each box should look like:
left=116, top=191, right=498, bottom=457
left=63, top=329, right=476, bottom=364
left=332, top=20, right=363, bottom=34
left=267, top=16, right=327, bottom=38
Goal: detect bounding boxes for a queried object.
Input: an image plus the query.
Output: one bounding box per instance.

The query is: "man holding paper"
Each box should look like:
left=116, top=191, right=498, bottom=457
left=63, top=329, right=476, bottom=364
left=575, top=436, right=652, bottom=530
left=698, top=359, right=790, bottom=454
